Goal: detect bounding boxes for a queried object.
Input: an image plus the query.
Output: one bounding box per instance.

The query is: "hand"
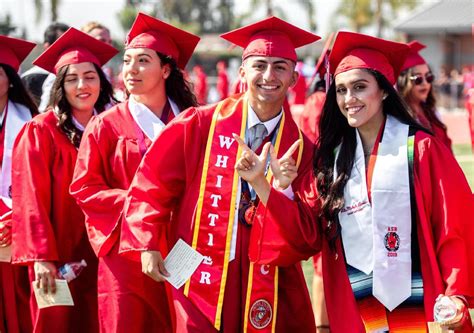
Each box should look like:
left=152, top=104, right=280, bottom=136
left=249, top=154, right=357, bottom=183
left=34, top=261, right=57, bottom=294
left=0, top=220, right=12, bottom=247
left=233, top=133, right=271, bottom=185
left=438, top=295, right=469, bottom=330
left=141, top=250, right=169, bottom=283
left=270, top=139, right=301, bottom=190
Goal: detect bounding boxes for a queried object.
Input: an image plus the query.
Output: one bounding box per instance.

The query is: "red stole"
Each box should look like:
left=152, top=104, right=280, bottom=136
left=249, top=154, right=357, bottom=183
left=184, top=94, right=303, bottom=331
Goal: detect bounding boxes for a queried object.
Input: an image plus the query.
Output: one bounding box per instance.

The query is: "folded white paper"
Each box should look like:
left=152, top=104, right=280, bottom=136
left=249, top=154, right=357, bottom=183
left=163, top=238, right=204, bottom=289
left=32, top=279, right=74, bottom=308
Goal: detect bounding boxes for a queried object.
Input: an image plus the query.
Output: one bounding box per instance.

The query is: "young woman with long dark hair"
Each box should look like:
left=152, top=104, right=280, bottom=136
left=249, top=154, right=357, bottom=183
left=0, top=34, right=37, bottom=333
left=397, top=41, right=452, bottom=150
left=70, top=13, right=199, bottom=333
left=11, top=27, right=117, bottom=333
left=236, top=32, right=473, bottom=332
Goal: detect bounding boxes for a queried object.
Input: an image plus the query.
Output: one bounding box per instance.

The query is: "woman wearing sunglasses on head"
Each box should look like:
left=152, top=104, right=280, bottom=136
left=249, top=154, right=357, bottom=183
left=236, top=31, right=473, bottom=332
left=397, top=41, right=452, bottom=150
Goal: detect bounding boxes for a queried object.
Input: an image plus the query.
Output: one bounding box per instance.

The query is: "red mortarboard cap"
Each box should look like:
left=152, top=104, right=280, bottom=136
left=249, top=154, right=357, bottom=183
left=0, top=35, right=36, bottom=72
left=33, top=27, right=118, bottom=74
left=330, top=31, right=409, bottom=85
left=220, top=16, right=320, bottom=62
left=126, top=12, right=200, bottom=69
left=401, top=40, right=427, bottom=71
left=314, top=32, right=334, bottom=78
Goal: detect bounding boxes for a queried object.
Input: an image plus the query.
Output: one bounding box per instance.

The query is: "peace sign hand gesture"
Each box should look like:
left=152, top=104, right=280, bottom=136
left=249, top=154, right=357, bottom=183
left=269, top=139, right=301, bottom=190
left=233, top=133, right=271, bottom=185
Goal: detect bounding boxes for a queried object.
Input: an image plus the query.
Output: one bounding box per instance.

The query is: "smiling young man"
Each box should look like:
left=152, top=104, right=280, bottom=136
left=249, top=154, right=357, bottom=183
left=119, top=16, right=320, bottom=332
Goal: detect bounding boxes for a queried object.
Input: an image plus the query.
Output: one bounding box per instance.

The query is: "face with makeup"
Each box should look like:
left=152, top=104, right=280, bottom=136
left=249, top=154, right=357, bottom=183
left=407, top=64, right=432, bottom=104
left=335, top=68, right=386, bottom=133
left=63, top=62, right=101, bottom=113
left=122, top=48, right=170, bottom=98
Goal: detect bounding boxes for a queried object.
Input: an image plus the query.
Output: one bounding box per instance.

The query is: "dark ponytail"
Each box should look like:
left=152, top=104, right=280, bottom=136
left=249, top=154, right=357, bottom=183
left=156, top=52, right=198, bottom=110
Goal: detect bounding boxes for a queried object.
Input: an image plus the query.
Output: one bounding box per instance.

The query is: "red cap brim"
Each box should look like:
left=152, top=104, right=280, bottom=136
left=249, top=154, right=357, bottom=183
left=221, top=16, right=320, bottom=62
left=126, top=12, right=200, bottom=69
left=0, top=35, right=36, bottom=72
left=33, top=27, right=118, bottom=74
left=401, top=40, right=427, bottom=71
left=330, top=31, right=409, bottom=85
left=314, top=32, right=334, bottom=77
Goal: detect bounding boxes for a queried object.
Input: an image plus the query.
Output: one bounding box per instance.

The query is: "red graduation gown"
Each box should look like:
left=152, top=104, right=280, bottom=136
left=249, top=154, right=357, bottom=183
left=120, top=94, right=316, bottom=332
left=11, top=110, right=98, bottom=333
left=216, top=70, right=229, bottom=101
left=70, top=102, right=172, bottom=333
left=250, top=131, right=474, bottom=333
left=299, top=90, right=326, bottom=143
left=289, top=74, right=307, bottom=105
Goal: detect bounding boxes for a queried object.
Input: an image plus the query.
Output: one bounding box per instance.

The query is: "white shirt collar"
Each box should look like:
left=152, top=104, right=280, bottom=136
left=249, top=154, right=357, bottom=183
left=72, top=109, right=98, bottom=131
left=247, top=103, right=283, bottom=134
left=129, top=95, right=177, bottom=140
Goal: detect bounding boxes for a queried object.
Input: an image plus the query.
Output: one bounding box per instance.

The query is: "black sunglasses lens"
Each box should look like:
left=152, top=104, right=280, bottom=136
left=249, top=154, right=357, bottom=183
left=414, top=76, right=423, bottom=85
left=426, top=73, right=435, bottom=83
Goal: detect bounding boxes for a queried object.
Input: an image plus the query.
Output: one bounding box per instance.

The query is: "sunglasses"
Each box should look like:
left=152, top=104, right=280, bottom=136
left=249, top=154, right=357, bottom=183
left=409, top=72, right=435, bottom=85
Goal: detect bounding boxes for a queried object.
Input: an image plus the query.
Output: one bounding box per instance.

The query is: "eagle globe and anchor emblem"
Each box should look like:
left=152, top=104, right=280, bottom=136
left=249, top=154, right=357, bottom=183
left=384, top=230, right=400, bottom=252
left=249, top=298, right=272, bottom=329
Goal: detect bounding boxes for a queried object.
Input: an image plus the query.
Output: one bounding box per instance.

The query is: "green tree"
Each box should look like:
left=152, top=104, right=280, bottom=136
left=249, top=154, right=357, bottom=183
left=238, top=0, right=317, bottom=32
left=34, top=0, right=61, bottom=23
left=117, top=5, right=139, bottom=33
left=117, top=0, right=234, bottom=34
left=335, top=0, right=419, bottom=37
left=374, top=0, right=419, bottom=37
left=337, top=0, right=373, bottom=32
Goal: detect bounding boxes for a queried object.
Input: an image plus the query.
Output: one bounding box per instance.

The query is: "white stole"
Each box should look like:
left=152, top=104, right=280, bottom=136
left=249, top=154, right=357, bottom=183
left=128, top=97, right=180, bottom=140
left=0, top=101, right=33, bottom=208
left=336, top=115, right=412, bottom=311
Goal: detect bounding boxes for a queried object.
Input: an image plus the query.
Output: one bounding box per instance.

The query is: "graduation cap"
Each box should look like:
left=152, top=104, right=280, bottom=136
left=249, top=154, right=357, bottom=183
left=220, top=16, right=320, bottom=62
left=33, top=27, right=118, bottom=74
left=0, top=35, right=36, bottom=72
left=329, top=31, right=409, bottom=85
left=308, top=32, right=334, bottom=91
left=401, top=41, right=427, bottom=71
left=126, top=12, right=200, bottom=69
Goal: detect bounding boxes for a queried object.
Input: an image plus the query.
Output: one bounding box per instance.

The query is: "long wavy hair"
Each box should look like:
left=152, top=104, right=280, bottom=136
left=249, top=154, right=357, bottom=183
left=314, top=69, right=427, bottom=250
left=49, top=63, right=116, bottom=148
left=1, top=64, right=38, bottom=116
left=397, top=66, right=447, bottom=131
left=156, top=52, right=198, bottom=110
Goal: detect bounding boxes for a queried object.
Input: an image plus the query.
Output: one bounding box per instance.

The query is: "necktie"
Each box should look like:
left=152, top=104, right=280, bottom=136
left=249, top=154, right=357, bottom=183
left=249, top=123, right=268, bottom=151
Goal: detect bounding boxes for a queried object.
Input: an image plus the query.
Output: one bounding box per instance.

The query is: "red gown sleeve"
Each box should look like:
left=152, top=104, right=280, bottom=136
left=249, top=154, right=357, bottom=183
left=249, top=166, right=323, bottom=267
left=11, top=121, right=58, bottom=263
left=120, top=108, right=202, bottom=254
left=70, top=116, right=127, bottom=257
left=414, top=132, right=474, bottom=305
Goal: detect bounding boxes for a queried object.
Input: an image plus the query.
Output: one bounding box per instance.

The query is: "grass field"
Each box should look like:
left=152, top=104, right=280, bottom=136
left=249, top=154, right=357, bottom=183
left=453, top=144, right=473, bottom=190
left=301, top=143, right=473, bottom=322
